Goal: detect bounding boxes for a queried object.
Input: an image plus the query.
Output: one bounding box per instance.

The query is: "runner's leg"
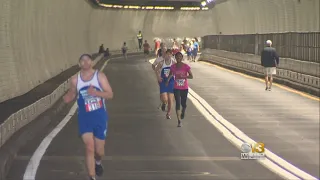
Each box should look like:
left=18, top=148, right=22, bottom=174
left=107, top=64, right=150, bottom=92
left=160, top=93, right=168, bottom=112
left=94, top=138, right=105, bottom=163
left=180, top=89, right=188, bottom=119
left=93, top=119, right=107, bottom=177
left=167, top=93, right=174, bottom=119
left=94, top=138, right=105, bottom=177
left=82, top=133, right=96, bottom=178
left=158, top=82, right=163, bottom=109
left=173, top=89, right=182, bottom=127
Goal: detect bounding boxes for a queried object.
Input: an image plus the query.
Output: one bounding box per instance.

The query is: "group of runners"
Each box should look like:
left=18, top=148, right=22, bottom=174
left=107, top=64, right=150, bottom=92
left=120, top=38, right=195, bottom=127
left=181, top=38, right=200, bottom=62
left=152, top=43, right=194, bottom=127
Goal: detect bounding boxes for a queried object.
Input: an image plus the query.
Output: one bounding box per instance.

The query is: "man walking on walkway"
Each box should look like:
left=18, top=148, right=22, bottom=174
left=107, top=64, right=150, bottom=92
left=261, top=40, right=279, bottom=91
left=137, top=30, right=143, bottom=51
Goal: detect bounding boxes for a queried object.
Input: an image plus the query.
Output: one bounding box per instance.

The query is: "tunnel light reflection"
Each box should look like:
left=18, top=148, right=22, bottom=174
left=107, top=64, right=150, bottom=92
left=145, top=6, right=154, bottom=9
left=98, top=3, right=207, bottom=11
left=124, top=5, right=140, bottom=9
left=180, top=7, right=201, bottom=10
left=99, top=4, right=174, bottom=10
left=154, top=6, right=175, bottom=10
left=112, top=5, right=123, bottom=8
left=99, top=4, right=112, bottom=8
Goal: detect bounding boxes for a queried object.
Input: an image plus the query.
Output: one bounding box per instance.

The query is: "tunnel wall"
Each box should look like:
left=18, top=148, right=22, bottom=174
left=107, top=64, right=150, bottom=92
left=0, top=0, right=218, bottom=103
left=212, top=0, right=319, bottom=34
left=0, top=0, right=318, bottom=103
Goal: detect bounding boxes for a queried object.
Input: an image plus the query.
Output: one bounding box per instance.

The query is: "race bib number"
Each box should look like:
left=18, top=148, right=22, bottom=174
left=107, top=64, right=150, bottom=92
left=85, top=97, right=103, bottom=112
left=176, top=79, right=185, bottom=86
left=163, top=69, right=170, bottom=77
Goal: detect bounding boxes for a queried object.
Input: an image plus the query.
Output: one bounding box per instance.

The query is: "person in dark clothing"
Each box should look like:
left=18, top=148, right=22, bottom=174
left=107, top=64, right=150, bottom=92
left=156, top=42, right=165, bottom=58
left=182, top=37, right=188, bottom=52
left=122, top=42, right=128, bottom=60
left=104, top=48, right=110, bottom=59
left=98, top=44, right=105, bottom=54
left=157, top=48, right=162, bottom=57
left=143, top=40, right=151, bottom=62
left=261, top=40, right=279, bottom=91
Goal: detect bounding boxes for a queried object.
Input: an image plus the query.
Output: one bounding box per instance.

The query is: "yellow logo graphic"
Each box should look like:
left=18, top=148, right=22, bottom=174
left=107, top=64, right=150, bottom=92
left=252, top=142, right=265, bottom=153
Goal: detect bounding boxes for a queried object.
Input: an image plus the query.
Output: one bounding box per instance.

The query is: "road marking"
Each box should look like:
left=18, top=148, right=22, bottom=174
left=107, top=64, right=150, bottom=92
left=186, top=93, right=300, bottom=180
left=149, top=58, right=318, bottom=180
left=199, top=61, right=319, bottom=102
left=101, top=59, right=109, bottom=70
left=187, top=89, right=318, bottom=180
left=23, top=54, right=127, bottom=180
left=23, top=103, right=78, bottom=180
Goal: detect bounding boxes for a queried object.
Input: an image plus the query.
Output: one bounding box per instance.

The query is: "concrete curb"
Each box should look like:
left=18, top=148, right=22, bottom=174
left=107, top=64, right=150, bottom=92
left=0, top=54, right=101, bottom=149
left=0, top=96, right=73, bottom=180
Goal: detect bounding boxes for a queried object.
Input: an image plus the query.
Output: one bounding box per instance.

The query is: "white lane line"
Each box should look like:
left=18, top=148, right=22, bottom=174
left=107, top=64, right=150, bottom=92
left=23, top=103, right=78, bottom=180
left=187, top=93, right=299, bottom=180
left=23, top=56, right=117, bottom=180
left=187, top=84, right=318, bottom=180
left=149, top=58, right=318, bottom=180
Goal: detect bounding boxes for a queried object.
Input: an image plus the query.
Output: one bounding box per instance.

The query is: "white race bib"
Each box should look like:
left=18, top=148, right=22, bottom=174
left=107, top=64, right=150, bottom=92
left=85, top=97, right=102, bottom=112
left=176, top=79, right=185, bottom=86
left=163, top=69, right=170, bottom=77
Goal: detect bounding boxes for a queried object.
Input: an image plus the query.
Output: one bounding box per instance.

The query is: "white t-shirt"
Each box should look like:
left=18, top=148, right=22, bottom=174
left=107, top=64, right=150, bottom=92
left=171, top=57, right=177, bottom=63
left=122, top=46, right=128, bottom=52
left=153, top=56, right=176, bottom=65
left=153, top=56, right=164, bottom=66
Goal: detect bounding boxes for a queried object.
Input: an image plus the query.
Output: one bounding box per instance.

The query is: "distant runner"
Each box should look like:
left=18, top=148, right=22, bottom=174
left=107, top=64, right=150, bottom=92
left=143, top=40, right=151, bottom=62
left=122, top=42, right=128, bottom=60
left=156, top=42, right=166, bottom=58
left=63, top=54, right=113, bottom=180
left=186, top=42, right=192, bottom=61
left=191, top=38, right=199, bottom=62
left=104, top=48, right=110, bottom=60
left=154, top=39, right=161, bottom=56
left=166, top=52, right=193, bottom=127
left=172, top=39, right=180, bottom=55
left=137, top=30, right=143, bottom=51
left=152, top=44, right=167, bottom=71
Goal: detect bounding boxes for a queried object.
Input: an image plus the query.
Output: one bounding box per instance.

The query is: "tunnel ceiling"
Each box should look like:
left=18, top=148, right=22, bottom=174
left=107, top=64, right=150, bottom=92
left=97, top=0, right=228, bottom=9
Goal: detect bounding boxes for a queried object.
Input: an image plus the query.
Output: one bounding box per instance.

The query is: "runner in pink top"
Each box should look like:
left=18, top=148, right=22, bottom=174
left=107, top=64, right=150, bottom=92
left=171, top=63, right=190, bottom=90
left=166, top=52, right=193, bottom=127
